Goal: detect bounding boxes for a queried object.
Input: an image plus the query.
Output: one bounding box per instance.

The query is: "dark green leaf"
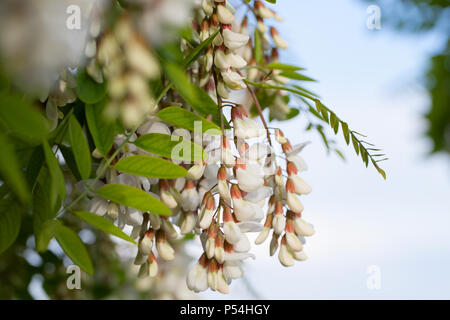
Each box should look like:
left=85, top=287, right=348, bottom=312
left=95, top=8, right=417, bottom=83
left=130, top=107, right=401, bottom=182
left=351, top=134, right=360, bottom=155
left=42, top=141, right=65, bottom=206
left=76, top=69, right=106, bottom=104
left=85, top=100, right=115, bottom=157
left=0, top=133, right=29, bottom=203
left=96, top=184, right=171, bottom=216
left=74, top=211, right=135, bottom=243
left=67, top=115, right=91, bottom=180
left=163, top=62, right=222, bottom=125
left=0, top=92, right=48, bottom=143
left=55, top=224, right=94, bottom=275
left=36, top=219, right=61, bottom=252
left=0, top=199, right=21, bottom=255
left=342, top=122, right=350, bottom=145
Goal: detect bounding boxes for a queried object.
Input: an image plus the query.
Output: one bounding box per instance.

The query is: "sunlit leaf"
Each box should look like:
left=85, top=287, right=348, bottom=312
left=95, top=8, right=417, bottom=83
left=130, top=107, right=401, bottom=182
left=74, top=211, right=135, bottom=243
left=96, top=184, right=171, bottom=216
left=114, top=155, right=187, bottom=179
left=156, top=106, right=221, bottom=134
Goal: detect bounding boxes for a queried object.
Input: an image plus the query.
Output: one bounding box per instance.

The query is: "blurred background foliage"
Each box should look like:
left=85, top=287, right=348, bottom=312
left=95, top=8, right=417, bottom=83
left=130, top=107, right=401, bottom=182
left=362, top=0, right=450, bottom=155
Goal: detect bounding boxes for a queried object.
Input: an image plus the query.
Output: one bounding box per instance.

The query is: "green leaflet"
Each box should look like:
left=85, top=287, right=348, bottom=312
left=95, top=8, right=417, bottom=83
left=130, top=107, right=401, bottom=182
left=184, top=29, right=219, bottom=67
left=114, top=155, right=187, bottom=179
left=163, top=61, right=222, bottom=125
left=0, top=133, right=29, bottom=203
left=254, top=29, right=263, bottom=65
left=156, top=106, right=221, bottom=134
left=42, top=141, right=65, bottom=207
left=85, top=100, right=115, bottom=157
left=134, top=133, right=207, bottom=162
left=0, top=199, right=21, bottom=255
left=76, top=69, right=107, bottom=104
left=0, top=92, right=48, bottom=144
left=74, top=211, right=135, bottom=243
left=55, top=224, right=94, bottom=275
left=96, top=184, right=172, bottom=216
left=67, top=115, right=92, bottom=180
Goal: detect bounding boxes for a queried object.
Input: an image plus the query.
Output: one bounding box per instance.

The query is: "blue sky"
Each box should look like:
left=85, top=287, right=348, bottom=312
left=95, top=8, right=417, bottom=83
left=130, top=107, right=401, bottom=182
left=201, top=0, right=450, bottom=299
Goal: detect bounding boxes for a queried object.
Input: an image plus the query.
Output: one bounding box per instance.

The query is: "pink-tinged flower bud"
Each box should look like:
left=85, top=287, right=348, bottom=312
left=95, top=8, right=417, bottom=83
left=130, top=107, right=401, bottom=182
left=202, top=0, right=213, bottom=16
left=217, top=168, right=231, bottom=205
left=286, top=179, right=304, bottom=213
left=269, top=233, right=279, bottom=256
left=214, top=46, right=230, bottom=70
left=205, top=224, right=218, bottom=259
left=181, top=180, right=201, bottom=211
left=161, top=217, right=178, bottom=239
left=187, top=161, right=206, bottom=180
left=231, top=185, right=255, bottom=221
left=217, top=4, right=234, bottom=24
left=256, top=17, right=268, bottom=33
left=223, top=206, right=242, bottom=244
left=255, top=213, right=272, bottom=245
left=159, top=180, right=178, bottom=209
left=217, top=266, right=230, bottom=294
left=293, top=213, right=315, bottom=237
left=139, top=229, right=154, bottom=255
left=215, top=233, right=225, bottom=264
left=281, top=140, right=293, bottom=153
left=287, top=161, right=312, bottom=194
left=205, top=47, right=213, bottom=72
left=273, top=201, right=286, bottom=235
left=148, top=252, right=158, bottom=277
left=221, top=136, right=236, bottom=168
left=149, top=213, right=161, bottom=230
left=270, top=27, right=288, bottom=49
left=278, top=235, right=295, bottom=267
left=180, top=211, right=197, bottom=235
left=199, top=192, right=216, bottom=229
left=267, top=195, right=276, bottom=214
left=207, top=258, right=219, bottom=291
left=156, top=231, right=175, bottom=261
left=293, top=250, right=308, bottom=261
left=274, top=166, right=284, bottom=186
left=271, top=10, right=284, bottom=22
left=254, top=1, right=275, bottom=19
left=200, top=19, right=211, bottom=42
left=285, top=220, right=303, bottom=252
left=222, top=29, right=249, bottom=51
left=187, top=254, right=208, bottom=292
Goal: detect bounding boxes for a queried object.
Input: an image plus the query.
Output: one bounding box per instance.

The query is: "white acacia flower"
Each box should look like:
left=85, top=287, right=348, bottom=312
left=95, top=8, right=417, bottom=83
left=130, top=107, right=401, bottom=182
left=181, top=180, right=200, bottom=211
left=226, top=51, right=247, bottom=69
left=156, top=232, right=175, bottom=261
left=278, top=236, right=294, bottom=267
left=148, top=252, right=158, bottom=277
left=223, top=260, right=243, bottom=279
left=187, top=161, right=206, bottom=180
left=286, top=179, right=304, bottom=213
left=293, top=215, right=315, bottom=237
left=198, top=192, right=215, bottom=229
left=293, top=250, right=308, bottom=261
left=217, top=4, right=234, bottom=24
left=285, top=220, right=303, bottom=252
left=270, top=27, right=288, bottom=49
left=222, top=207, right=242, bottom=244
left=222, top=28, right=249, bottom=51
left=187, top=254, right=208, bottom=292
left=231, top=105, right=265, bottom=139
left=235, top=161, right=265, bottom=193
left=180, top=211, right=197, bottom=235
left=138, top=230, right=154, bottom=255
left=221, top=69, right=246, bottom=90
left=214, top=49, right=230, bottom=70
left=254, top=1, right=275, bottom=19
